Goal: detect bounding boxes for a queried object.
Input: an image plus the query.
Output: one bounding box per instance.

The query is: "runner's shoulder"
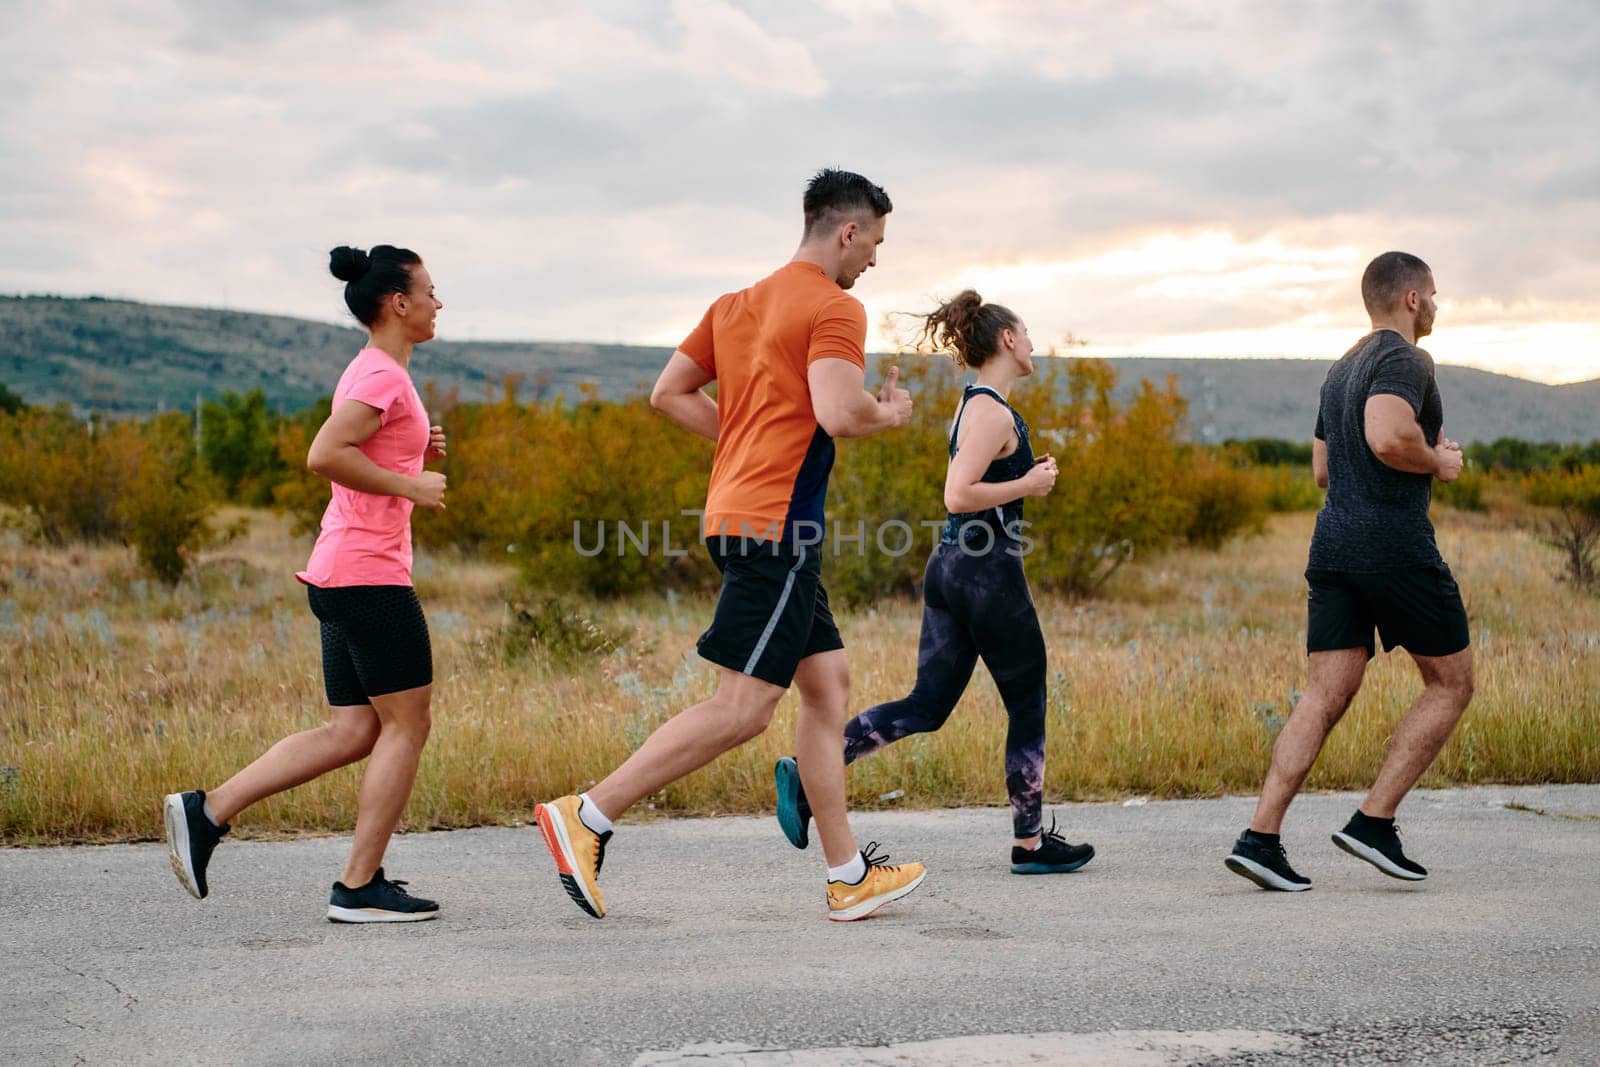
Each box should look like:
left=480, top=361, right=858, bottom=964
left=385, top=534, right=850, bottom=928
left=963, top=389, right=1010, bottom=417
left=1370, top=330, right=1430, bottom=366
left=955, top=391, right=1013, bottom=442
left=810, top=284, right=865, bottom=321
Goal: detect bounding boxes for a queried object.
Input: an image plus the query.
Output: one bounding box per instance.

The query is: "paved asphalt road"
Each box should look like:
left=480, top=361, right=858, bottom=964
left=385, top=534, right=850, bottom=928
left=3, top=785, right=1597, bottom=1065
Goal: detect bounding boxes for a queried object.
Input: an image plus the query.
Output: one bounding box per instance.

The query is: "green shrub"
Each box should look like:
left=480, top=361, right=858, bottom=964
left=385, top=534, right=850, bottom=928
left=502, top=597, right=628, bottom=667
left=116, top=413, right=217, bottom=584
left=0, top=407, right=215, bottom=582
left=1467, top=438, right=1600, bottom=474
left=1223, top=437, right=1314, bottom=466
left=269, top=420, right=328, bottom=538
left=1184, top=455, right=1268, bottom=549
left=0, top=502, right=42, bottom=541
left=1433, top=465, right=1488, bottom=512
left=526, top=391, right=717, bottom=597
left=824, top=357, right=959, bottom=606
left=1255, top=464, right=1324, bottom=512
left=829, top=356, right=1274, bottom=601
left=1528, top=466, right=1600, bottom=591
left=200, top=388, right=288, bottom=506
left=0, top=407, right=138, bottom=543
left=1026, top=362, right=1197, bottom=596
left=2, top=358, right=1280, bottom=602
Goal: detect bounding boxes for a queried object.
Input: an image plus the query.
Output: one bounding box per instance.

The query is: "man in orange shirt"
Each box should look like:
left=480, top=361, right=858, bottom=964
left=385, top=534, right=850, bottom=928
left=534, top=169, right=927, bottom=922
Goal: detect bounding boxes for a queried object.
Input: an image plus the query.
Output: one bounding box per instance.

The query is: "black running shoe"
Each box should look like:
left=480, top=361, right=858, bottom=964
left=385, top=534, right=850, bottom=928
left=774, top=756, right=812, bottom=850
left=1332, top=813, right=1428, bottom=881
left=163, top=790, right=228, bottom=899
left=1224, top=830, right=1312, bottom=891
left=327, top=868, right=440, bottom=923
left=1011, top=816, right=1095, bottom=874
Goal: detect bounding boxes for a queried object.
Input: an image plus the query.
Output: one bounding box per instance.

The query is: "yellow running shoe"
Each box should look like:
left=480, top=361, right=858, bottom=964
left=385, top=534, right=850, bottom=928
left=826, top=842, right=926, bottom=922
left=533, top=795, right=610, bottom=919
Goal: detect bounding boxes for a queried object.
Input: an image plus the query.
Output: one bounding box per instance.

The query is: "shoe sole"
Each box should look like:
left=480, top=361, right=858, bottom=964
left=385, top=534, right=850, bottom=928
left=1331, top=832, right=1428, bottom=881
left=774, top=758, right=809, bottom=851
left=534, top=803, right=604, bottom=919
left=828, top=869, right=927, bottom=922
left=1012, top=848, right=1095, bottom=875
left=163, top=793, right=203, bottom=900
left=327, top=905, right=439, bottom=924
left=1224, top=853, right=1312, bottom=892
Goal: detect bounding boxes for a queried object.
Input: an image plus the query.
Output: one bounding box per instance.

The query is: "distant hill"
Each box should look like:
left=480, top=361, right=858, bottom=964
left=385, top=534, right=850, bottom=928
left=2, top=295, right=1595, bottom=443
left=1099, top=356, right=1598, bottom=443
left=0, top=295, right=667, bottom=415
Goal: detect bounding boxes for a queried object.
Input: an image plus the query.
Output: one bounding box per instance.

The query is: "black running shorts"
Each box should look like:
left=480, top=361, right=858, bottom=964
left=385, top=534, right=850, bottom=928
left=697, top=538, right=844, bottom=688
left=305, top=584, right=433, bottom=706
left=1305, top=564, right=1470, bottom=660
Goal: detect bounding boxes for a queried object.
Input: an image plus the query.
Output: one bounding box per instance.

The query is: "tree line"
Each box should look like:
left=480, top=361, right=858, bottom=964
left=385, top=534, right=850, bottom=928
left=2, top=359, right=1595, bottom=596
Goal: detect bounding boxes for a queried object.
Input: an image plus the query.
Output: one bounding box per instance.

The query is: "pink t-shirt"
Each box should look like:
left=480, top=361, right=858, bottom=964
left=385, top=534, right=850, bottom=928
left=296, top=348, right=429, bottom=588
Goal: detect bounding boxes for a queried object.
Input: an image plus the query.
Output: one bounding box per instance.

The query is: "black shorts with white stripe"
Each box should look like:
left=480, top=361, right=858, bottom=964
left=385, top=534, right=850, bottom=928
left=696, top=537, right=843, bottom=689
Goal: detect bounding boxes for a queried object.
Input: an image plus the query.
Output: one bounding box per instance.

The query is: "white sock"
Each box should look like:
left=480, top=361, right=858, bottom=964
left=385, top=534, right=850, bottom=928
left=202, top=799, right=222, bottom=827
left=1022, top=839, right=1041, bottom=851
left=827, top=852, right=867, bottom=884
left=577, top=793, right=613, bottom=835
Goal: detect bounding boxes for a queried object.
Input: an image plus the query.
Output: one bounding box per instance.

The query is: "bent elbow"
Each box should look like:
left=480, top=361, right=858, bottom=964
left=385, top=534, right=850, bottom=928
left=649, top=376, right=685, bottom=414
left=814, top=408, right=849, bottom=438
left=1366, top=435, right=1399, bottom=465
left=1315, top=473, right=1329, bottom=489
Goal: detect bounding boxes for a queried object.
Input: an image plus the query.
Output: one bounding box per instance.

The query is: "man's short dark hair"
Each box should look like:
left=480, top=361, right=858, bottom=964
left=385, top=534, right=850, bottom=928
left=1362, top=251, right=1432, bottom=315
left=803, top=168, right=892, bottom=237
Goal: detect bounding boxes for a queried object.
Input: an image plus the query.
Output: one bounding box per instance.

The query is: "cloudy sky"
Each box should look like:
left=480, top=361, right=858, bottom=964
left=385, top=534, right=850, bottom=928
left=3, top=0, right=1598, bottom=383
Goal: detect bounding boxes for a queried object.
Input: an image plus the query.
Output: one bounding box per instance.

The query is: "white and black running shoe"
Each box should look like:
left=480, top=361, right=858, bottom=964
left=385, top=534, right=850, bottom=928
left=327, top=868, right=440, bottom=923
left=1224, top=830, right=1312, bottom=891
left=163, top=790, right=228, bottom=899
left=1332, top=813, right=1428, bottom=881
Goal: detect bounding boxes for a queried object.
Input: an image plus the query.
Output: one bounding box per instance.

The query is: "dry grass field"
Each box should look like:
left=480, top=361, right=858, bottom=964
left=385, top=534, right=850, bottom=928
left=2, top=506, right=1596, bottom=844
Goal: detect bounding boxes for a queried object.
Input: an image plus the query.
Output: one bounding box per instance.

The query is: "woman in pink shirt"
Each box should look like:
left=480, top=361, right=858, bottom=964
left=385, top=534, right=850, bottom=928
left=164, top=244, right=448, bottom=923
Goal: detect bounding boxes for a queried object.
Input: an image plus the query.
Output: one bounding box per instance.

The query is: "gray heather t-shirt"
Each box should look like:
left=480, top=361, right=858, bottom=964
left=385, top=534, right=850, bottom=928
left=1308, top=329, right=1444, bottom=572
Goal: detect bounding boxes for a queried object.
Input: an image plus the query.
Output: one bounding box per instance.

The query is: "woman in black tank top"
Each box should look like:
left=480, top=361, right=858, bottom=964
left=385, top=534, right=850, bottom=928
left=775, top=290, right=1096, bottom=874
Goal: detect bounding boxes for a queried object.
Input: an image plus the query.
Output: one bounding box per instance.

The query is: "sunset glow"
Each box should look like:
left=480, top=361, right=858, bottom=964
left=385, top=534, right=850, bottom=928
left=2, top=3, right=1596, bottom=386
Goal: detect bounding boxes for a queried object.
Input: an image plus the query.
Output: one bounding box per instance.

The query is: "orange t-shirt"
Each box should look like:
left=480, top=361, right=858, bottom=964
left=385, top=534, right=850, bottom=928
left=679, top=261, right=867, bottom=542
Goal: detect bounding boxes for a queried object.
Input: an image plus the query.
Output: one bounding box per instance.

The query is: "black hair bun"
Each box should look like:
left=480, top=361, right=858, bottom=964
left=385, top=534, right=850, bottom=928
left=329, top=246, right=371, bottom=283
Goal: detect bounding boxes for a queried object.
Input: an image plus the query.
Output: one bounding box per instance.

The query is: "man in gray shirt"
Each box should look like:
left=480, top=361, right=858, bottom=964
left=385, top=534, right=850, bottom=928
left=1226, top=251, right=1474, bottom=892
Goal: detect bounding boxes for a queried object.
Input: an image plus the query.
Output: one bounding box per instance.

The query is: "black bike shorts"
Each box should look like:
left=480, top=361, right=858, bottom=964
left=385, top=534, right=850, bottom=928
left=305, top=584, right=433, bottom=706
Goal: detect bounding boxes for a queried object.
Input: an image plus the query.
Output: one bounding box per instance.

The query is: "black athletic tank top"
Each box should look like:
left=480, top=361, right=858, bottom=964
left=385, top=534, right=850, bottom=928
left=940, top=384, right=1033, bottom=547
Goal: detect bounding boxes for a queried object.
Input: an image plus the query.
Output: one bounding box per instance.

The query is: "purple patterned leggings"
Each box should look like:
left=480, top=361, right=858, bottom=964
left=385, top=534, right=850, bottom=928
left=843, top=542, right=1047, bottom=839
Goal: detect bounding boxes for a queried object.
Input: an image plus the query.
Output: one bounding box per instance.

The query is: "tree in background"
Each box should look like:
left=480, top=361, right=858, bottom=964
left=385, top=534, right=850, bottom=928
left=200, top=388, right=287, bottom=506
left=1529, top=466, right=1600, bottom=592
left=0, top=406, right=216, bottom=583
left=118, top=412, right=218, bottom=584
left=269, top=395, right=334, bottom=538
left=1467, top=437, right=1600, bottom=474
left=1223, top=437, right=1314, bottom=466
left=1025, top=359, right=1265, bottom=594
left=0, top=408, right=136, bottom=543
left=826, top=356, right=1267, bottom=603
